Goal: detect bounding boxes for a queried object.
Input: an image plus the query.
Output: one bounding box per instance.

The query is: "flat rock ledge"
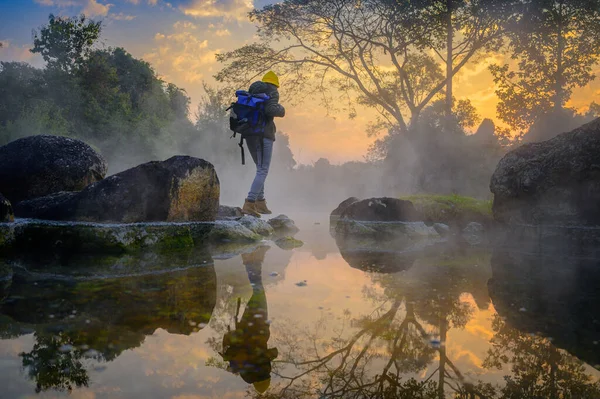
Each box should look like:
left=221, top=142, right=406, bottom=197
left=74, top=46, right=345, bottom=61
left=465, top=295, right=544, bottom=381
left=0, top=218, right=271, bottom=254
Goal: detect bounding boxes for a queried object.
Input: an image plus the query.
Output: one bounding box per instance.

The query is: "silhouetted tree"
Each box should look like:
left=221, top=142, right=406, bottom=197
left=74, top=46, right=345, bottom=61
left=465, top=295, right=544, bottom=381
left=490, top=0, right=600, bottom=133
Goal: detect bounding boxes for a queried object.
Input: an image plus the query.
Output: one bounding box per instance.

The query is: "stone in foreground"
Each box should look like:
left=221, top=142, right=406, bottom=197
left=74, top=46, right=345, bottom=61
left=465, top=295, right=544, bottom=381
left=0, top=193, right=13, bottom=223
left=15, top=156, right=220, bottom=223
left=0, top=217, right=275, bottom=254
left=490, top=118, right=600, bottom=226
left=0, top=135, right=107, bottom=203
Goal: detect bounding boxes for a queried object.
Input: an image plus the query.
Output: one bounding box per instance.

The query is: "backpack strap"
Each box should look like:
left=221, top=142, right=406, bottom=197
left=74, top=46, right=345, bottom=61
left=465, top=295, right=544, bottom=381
left=239, top=135, right=245, bottom=165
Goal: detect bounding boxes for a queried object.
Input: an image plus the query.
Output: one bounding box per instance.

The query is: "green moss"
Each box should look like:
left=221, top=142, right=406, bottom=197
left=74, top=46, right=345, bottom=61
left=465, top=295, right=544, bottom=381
left=401, top=194, right=493, bottom=226
left=156, top=231, right=194, bottom=250
left=275, top=236, right=304, bottom=250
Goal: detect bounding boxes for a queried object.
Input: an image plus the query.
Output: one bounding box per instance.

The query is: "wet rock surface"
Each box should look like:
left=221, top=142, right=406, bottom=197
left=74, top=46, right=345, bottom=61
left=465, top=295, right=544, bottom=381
left=14, top=156, right=220, bottom=223
left=217, top=205, right=243, bottom=219
left=14, top=191, right=78, bottom=220
left=207, top=220, right=262, bottom=243
left=268, top=214, right=299, bottom=234
left=0, top=135, right=107, bottom=203
left=462, top=222, right=485, bottom=246
left=0, top=194, right=13, bottom=223
left=491, top=117, right=600, bottom=226
left=239, top=215, right=274, bottom=237
left=336, top=220, right=439, bottom=241
left=0, top=217, right=282, bottom=254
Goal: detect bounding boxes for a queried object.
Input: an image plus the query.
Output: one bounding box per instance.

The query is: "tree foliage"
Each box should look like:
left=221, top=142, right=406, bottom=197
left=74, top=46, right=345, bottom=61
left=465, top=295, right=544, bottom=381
left=216, top=0, right=515, bottom=136
left=490, top=0, right=600, bottom=132
left=1, top=15, right=195, bottom=172
left=31, top=14, right=102, bottom=73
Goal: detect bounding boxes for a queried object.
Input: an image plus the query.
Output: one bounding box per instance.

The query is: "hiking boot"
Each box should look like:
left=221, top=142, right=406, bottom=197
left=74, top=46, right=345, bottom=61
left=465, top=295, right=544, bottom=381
left=255, top=199, right=273, bottom=215
left=242, top=199, right=261, bottom=218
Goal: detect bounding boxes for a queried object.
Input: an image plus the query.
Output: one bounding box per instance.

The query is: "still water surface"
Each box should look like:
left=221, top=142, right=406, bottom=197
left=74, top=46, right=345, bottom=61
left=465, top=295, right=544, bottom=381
left=1, top=215, right=600, bottom=398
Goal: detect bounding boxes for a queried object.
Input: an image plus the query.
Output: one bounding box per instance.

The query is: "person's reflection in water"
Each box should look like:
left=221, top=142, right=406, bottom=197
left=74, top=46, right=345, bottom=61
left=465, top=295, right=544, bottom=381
left=220, top=245, right=278, bottom=394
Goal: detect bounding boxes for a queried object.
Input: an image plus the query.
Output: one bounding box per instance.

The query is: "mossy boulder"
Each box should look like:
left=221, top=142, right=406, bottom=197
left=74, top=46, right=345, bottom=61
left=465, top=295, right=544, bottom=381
left=0, top=135, right=107, bottom=203
left=15, top=156, right=220, bottom=223
left=400, top=194, right=493, bottom=228
left=9, top=220, right=214, bottom=253
left=0, top=193, right=13, bottom=223
left=0, top=218, right=272, bottom=255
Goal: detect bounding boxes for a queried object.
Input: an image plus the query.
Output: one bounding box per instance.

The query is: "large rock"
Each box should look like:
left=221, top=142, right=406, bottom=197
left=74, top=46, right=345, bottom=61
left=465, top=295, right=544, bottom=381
left=339, top=197, right=419, bottom=222
left=0, top=135, right=107, bottom=203
left=330, top=197, right=360, bottom=219
left=15, top=156, right=220, bottom=223
left=0, top=193, right=13, bottom=223
left=490, top=118, right=600, bottom=226
left=14, top=191, right=77, bottom=220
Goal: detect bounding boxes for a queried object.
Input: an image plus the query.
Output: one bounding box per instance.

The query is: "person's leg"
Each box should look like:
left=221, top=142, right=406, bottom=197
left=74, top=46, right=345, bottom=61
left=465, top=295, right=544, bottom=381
left=242, top=137, right=262, bottom=217
left=254, top=139, right=273, bottom=214
left=245, top=136, right=261, bottom=201
left=248, top=138, right=273, bottom=201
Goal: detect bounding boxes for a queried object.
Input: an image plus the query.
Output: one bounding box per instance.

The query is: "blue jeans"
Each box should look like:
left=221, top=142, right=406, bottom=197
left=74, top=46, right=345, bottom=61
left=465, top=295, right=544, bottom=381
left=246, top=137, right=273, bottom=202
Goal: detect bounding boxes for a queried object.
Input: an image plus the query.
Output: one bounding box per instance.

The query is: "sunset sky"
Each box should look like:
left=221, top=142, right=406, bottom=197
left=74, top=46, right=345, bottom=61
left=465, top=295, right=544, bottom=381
left=1, top=0, right=599, bottom=164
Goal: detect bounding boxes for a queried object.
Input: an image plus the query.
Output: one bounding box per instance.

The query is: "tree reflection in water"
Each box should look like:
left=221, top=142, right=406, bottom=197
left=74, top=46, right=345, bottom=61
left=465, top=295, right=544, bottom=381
left=241, top=249, right=600, bottom=399
left=20, top=332, right=91, bottom=393
left=484, top=314, right=600, bottom=399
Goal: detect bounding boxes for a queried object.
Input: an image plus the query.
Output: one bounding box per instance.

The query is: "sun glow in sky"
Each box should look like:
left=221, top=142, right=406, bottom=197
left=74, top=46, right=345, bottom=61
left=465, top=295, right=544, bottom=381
left=1, top=0, right=599, bottom=164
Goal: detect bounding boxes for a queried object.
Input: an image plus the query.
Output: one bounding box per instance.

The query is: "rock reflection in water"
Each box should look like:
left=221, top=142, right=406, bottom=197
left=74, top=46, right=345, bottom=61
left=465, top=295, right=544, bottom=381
left=489, top=243, right=600, bottom=396
left=0, top=250, right=217, bottom=393
left=2, top=225, right=600, bottom=398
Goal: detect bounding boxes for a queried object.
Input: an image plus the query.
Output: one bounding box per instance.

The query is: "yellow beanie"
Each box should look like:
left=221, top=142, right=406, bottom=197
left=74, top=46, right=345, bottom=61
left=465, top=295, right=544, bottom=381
left=253, top=378, right=271, bottom=394
left=262, top=71, right=279, bottom=88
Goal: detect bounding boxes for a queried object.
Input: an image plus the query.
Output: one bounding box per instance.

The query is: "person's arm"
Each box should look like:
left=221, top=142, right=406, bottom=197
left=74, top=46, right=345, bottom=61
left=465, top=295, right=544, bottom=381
left=265, top=89, right=285, bottom=118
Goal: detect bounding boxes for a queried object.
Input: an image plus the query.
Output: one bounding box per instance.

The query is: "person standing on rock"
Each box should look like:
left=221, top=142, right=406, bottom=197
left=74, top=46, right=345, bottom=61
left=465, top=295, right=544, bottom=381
left=241, top=71, right=286, bottom=218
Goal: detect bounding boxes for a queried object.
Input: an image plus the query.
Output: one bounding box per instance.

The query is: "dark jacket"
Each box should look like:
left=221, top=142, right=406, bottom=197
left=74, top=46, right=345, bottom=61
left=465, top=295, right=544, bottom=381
left=248, top=81, right=285, bottom=141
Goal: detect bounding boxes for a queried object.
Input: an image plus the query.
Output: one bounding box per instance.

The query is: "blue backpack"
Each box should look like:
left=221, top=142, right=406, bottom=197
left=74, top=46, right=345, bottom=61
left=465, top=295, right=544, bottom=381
left=227, top=90, right=270, bottom=165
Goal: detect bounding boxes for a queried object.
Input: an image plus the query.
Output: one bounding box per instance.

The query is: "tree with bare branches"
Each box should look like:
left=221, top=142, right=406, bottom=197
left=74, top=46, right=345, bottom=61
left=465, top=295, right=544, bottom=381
left=216, top=0, right=515, bottom=137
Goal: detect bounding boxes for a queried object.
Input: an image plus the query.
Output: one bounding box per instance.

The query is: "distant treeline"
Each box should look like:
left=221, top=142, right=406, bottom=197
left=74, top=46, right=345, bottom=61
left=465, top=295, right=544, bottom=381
left=2, top=5, right=600, bottom=204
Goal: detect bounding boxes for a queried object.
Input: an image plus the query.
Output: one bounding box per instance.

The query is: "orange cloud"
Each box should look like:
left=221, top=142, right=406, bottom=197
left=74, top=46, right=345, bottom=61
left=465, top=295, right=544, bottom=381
left=34, top=0, right=113, bottom=16
left=180, top=0, right=253, bottom=21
